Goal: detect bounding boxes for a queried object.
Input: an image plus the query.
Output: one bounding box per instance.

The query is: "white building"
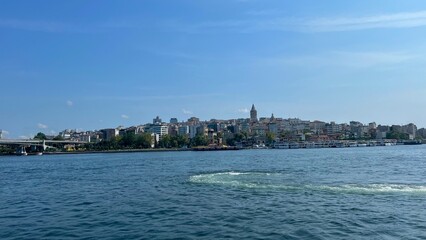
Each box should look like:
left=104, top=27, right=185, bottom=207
left=146, top=125, right=169, bottom=139
left=79, top=134, right=91, bottom=142
left=178, top=126, right=189, bottom=136
left=101, top=128, right=119, bottom=141
left=189, top=125, right=198, bottom=139
left=326, top=122, right=342, bottom=135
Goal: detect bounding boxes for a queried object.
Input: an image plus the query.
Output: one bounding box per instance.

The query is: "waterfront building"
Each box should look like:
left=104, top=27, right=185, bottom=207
left=119, top=126, right=137, bottom=136
left=417, top=128, right=426, bottom=139
left=145, top=125, right=168, bottom=138
left=391, top=125, right=402, bottom=133
left=188, top=125, right=198, bottom=139
left=196, top=125, right=207, bottom=136
left=0, top=130, right=2, bottom=139
left=135, top=125, right=145, bottom=134
left=241, top=121, right=251, bottom=133
left=178, top=126, right=189, bottom=136
left=207, top=122, right=220, bottom=132
left=252, top=123, right=268, bottom=137
left=187, top=117, right=200, bottom=124
left=79, top=134, right=91, bottom=142
left=250, top=104, right=258, bottom=122
left=59, top=129, right=75, bottom=139
left=402, top=123, right=417, bottom=139
left=369, top=122, right=377, bottom=130
left=268, top=122, right=278, bottom=135
left=310, top=121, right=326, bottom=134
left=326, top=122, right=342, bottom=135
left=168, top=125, right=178, bottom=136
left=377, top=125, right=390, bottom=133
left=376, top=131, right=387, bottom=139
left=100, top=128, right=119, bottom=141
left=153, top=116, right=162, bottom=124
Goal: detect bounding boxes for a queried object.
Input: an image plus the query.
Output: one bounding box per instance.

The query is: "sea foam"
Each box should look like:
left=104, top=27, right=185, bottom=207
left=189, top=171, right=426, bottom=195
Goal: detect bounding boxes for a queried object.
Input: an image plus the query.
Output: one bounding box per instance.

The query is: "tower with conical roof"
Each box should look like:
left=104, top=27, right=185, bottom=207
left=250, top=104, right=258, bottom=122
left=270, top=113, right=275, bottom=122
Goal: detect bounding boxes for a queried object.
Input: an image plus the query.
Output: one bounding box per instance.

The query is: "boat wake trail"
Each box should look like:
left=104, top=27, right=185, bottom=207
left=189, top=171, right=426, bottom=195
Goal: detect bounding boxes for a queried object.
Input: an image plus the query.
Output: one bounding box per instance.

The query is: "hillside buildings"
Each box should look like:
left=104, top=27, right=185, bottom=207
left=47, top=104, right=422, bottom=148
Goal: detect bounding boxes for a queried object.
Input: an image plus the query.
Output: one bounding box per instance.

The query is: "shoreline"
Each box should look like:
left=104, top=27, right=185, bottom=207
left=0, top=148, right=192, bottom=156
left=0, top=143, right=424, bottom=156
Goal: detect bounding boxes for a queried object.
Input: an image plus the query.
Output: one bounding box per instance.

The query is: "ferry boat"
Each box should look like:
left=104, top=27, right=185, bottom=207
left=274, top=142, right=290, bottom=149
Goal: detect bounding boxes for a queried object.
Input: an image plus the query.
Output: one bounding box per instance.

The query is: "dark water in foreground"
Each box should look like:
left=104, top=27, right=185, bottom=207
left=1, top=146, right=426, bottom=239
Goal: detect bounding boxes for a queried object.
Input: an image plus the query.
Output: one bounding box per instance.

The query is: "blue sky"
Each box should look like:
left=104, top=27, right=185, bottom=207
left=2, top=0, right=426, bottom=138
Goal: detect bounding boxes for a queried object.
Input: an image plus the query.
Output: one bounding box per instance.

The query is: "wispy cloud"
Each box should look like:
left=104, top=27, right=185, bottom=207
left=1, top=130, right=9, bottom=135
left=121, top=114, right=129, bottom=119
left=37, top=123, right=48, bottom=129
left=19, top=135, right=30, bottom=139
left=66, top=100, right=73, bottom=107
left=238, top=108, right=249, bottom=113
left=260, top=51, right=417, bottom=68
left=169, top=10, right=426, bottom=33
left=308, top=11, right=426, bottom=32
left=182, top=109, right=193, bottom=115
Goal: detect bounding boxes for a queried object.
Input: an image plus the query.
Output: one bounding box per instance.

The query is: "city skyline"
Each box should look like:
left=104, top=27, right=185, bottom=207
left=0, top=103, right=423, bottom=140
left=2, top=1, right=426, bottom=138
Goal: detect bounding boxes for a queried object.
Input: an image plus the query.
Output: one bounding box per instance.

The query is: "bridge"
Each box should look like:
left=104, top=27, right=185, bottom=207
left=0, top=139, right=89, bottom=155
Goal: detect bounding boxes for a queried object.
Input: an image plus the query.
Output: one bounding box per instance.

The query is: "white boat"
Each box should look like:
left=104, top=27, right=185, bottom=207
left=253, top=143, right=267, bottom=149
left=16, top=147, right=28, bottom=156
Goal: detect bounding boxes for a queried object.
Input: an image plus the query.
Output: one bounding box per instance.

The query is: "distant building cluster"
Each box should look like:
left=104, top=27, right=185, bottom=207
left=35, top=104, right=424, bottom=147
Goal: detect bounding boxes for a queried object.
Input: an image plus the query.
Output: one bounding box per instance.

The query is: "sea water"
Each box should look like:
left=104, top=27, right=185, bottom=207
left=1, top=145, right=426, bottom=239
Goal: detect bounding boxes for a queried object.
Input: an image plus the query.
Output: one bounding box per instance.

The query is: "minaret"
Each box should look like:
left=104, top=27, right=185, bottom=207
left=270, top=113, right=275, bottom=122
left=250, top=104, right=258, bottom=122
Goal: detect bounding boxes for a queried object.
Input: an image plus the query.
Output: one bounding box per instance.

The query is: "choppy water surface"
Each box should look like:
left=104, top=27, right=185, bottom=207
left=1, top=146, right=426, bottom=239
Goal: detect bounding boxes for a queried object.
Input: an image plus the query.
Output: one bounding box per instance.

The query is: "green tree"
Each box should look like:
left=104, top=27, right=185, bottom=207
left=158, top=134, right=171, bottom=148
left=120, top=132, right=136, bottom=148
left=135, top=133, right=152, bottom=148
left=386, top=131, right=409, bottom=140
left=53, top=135, right=64, bottom=141
left=34, top=132, right=47, bottom=140
left=191, top=134, right=208, bottom=147
left=176, top=135, right=189, bottom=147
left=266, top=132, right=275, bottom=145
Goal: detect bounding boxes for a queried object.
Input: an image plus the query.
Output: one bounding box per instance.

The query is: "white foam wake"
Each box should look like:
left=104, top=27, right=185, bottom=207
left=189, top=172, right=426, bottom=195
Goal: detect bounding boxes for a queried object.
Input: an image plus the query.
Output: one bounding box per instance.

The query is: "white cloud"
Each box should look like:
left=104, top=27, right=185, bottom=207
left=238, top=108, right=249, bottom=113
left=37, top=123, right=48, bottom=129
left=307, top=11, right=426, bottom=32
left=50, top=130, right=56, bottom=135
left=172, top=10, right=426, bottom=33
left=1, top=130, right=9, bottom=135
left=19, top=135, right=30, bottom=139
left=260, top=51, right=416, bottom=68
left=66, top=100, right=73, bottom=107
left=121, top=114, right=129, bottom=119
left=182, top=109, right=193, bottom=115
